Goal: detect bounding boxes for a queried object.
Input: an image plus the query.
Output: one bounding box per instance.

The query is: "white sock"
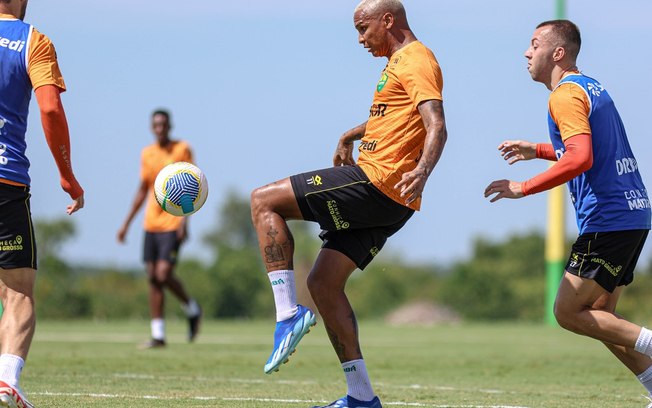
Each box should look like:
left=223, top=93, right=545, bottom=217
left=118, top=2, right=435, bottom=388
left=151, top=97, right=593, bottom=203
left=635, top=327, right=652, bottom=356
left=269, top=270, right=298, bottom=322
left=343, top=359, right=375, bottom=402
left=0, top=354, right=24, bottom=388
left=181, top=299, right=201, bottom=317
left=637, top=364, right=652, bottom=396
left=151, top=318, right=165, bottom=341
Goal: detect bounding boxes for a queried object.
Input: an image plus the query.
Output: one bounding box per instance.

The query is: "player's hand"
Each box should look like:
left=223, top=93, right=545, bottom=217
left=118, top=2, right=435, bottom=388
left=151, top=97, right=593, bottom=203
left=176, top=225, right=188, bottom=242
left=484, top=179, right=524, bottom=202
left=67, top=193, right=84, bottom=215
left=117, top=224, right=128, bottom=243
left=498, top=140, right=537, bottom=165
left=394, top=168, right=428, bottom=205
left=333, top=139, right=355, bottom=166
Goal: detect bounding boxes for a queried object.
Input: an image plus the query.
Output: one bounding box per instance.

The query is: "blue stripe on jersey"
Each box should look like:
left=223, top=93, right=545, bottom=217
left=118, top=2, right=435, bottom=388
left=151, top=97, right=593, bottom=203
left=0, top=18, right=33, bottom=185
left=547, top=74, right=651, bottom=233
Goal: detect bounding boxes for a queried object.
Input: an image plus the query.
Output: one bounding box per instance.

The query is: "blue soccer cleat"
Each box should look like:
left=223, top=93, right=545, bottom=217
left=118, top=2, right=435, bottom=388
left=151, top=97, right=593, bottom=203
left=264, top=304, right=316, bottom=374
left=312, top=395, right=382, bottom=408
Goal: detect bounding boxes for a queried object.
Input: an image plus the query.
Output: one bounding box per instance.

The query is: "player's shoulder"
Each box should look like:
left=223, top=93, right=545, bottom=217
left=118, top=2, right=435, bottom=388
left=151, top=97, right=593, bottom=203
left=173, top=139, right=193, bottom=152
left=29, top=26, right=55, bottom=48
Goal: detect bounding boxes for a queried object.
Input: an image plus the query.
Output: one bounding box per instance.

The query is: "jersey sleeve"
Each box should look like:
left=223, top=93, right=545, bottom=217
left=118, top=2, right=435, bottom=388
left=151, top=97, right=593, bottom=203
left=27, top=28, right=66, bottom=91
left=549, top=83, right=591, bottom=141
left=396, top=49, right=443, bottom=106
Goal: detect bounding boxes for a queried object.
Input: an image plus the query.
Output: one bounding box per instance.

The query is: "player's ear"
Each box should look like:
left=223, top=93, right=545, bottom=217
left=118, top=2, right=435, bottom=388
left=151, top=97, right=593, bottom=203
left=382, top=12, right=393, bottom=29
left=553, top=46, right=565, bottom=62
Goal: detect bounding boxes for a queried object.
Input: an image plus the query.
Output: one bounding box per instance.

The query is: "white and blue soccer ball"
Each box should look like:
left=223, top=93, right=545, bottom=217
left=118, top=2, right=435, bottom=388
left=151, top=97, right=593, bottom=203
left=154, top=161, right=208, bottom=216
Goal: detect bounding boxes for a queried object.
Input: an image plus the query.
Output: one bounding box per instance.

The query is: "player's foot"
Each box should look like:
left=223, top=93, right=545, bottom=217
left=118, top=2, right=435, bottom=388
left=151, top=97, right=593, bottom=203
left=312, top=395, right=382, bottom=408
left=0, top=381, right=34, bottom=408
left=264, top=304, right=316, bottom=374
left=188, top=305, right=202, bottom=342
left=138, top=338, right=166, bottom=349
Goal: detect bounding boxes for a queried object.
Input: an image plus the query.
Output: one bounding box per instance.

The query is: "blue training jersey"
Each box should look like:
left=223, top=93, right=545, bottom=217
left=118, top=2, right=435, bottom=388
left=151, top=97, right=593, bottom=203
left=0, top=17, right=33, bottom=185
left=548, top=73, right=651, bottom=234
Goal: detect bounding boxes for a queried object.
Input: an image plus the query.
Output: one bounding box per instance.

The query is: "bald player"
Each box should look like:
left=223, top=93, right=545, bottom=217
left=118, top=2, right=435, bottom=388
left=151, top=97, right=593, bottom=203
left=250, top=1, right=447, bottom=406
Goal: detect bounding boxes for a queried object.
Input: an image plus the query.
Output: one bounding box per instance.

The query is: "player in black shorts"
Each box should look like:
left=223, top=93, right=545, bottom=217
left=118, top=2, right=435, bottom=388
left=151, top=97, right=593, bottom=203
left=250, top=1, right=448, bottom=406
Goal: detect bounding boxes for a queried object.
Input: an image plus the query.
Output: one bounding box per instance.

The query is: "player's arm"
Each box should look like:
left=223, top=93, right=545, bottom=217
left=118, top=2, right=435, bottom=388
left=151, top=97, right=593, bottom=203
left=498, top=140, right=557, bottom=164
left=176, top=216, right=189, bottom=242
left=333, top=121, right=367, bottom=166
left=34, top=85, right=84, bottom=215
left=484, top=134, right=593, bottom=202
left=395, top=99, right=447, bottom=204
left=117, top=179, right=149, bottom=243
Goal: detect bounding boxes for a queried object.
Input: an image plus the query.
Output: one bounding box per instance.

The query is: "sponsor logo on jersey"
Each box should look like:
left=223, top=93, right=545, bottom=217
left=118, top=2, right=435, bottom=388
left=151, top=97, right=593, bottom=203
left=587, top=82, right=604, bottom=97
left=369, top=103, right=388, bottom=117
left=359, top=140, right=377, bottom=152
left=0, top=36, right=25, bottom=53
left=376, top=72, right=388, bottom=92
left=306, top=175, right=322, bottom=186
left=624, top=189, right=651, bottom=210
left=616, top=157, right=638, bottom=176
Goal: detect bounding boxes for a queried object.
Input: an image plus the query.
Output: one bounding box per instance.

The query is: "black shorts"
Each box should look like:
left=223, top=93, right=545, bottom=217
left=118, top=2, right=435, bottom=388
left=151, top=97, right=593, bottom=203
left=290, top=165, right=414, bottom=270
left=0, top=183, right=36, bottom=269
left=143, top=231, right=182, bottom=264
left=566, top=229, right=649, bottom=293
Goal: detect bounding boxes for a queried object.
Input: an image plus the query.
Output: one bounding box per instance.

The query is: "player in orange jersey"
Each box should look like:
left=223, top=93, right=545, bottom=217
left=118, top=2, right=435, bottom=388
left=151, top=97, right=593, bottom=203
left=117, top=109, right=202, bottom=349
left=0, top=0, right=84, bottom=406
left=250, top=1, right=447, bottom=406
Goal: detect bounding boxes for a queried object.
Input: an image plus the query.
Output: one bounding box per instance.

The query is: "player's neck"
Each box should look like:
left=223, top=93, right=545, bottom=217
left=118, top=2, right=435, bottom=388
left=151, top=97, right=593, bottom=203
left=387, top=31, right=417, bottom=59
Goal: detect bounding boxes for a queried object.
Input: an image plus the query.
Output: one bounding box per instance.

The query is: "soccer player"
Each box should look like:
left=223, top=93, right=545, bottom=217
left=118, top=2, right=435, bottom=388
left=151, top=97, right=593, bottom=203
left=250, top=1, right=447, bottom=406
left=484, top=20, right=652, bottom=405
left=117, top=109, right=202, bottom=349
left=0, top=0, right=85, bottom=406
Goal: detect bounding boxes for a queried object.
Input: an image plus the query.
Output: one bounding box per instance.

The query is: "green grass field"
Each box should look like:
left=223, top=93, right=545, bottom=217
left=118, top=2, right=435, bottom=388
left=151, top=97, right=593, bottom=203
left=20, top=319, right=650, bottom=407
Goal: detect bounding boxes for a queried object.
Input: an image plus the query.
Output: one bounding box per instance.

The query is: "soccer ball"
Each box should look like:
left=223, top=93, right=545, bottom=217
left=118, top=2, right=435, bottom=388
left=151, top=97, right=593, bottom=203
left=154, top=162, right=208, bottom=216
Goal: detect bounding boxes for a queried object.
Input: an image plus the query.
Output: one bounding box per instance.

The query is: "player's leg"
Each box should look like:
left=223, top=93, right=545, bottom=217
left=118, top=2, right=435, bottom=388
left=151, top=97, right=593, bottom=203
left=153, top=253, right=202, bottom=342
left=0, top=268, right=36, bottom=408
left=308, top=249, right=381, bottom=408
left=250, top=178, right=303, bottom=272
left=590, top=286, right=652, bottom=398
left=554, top=272, right=642, bottom=346
left=0, top=185, right=37, bottom=407
left=251, top=177, right=316, bottom=373
left=142, top=259, right=166, bottom=348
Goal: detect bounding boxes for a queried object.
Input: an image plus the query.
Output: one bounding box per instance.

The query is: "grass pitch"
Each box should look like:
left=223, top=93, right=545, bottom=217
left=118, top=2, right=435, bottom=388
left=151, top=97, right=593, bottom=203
left=22, top=319, right=649, bottom=407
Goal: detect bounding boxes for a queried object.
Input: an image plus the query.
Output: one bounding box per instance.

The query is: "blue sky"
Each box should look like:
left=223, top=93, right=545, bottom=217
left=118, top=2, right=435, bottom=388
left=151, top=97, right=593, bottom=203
left=22, top=1, right=652, bottom=269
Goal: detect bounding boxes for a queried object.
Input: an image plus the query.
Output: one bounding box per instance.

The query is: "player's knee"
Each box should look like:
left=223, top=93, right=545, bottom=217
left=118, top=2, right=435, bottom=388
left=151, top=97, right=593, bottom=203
left=553, top=302, right=579, bottom=333
left=148, top=274, right=165, bottom=287
left=250, top=187, right=268, bottom=223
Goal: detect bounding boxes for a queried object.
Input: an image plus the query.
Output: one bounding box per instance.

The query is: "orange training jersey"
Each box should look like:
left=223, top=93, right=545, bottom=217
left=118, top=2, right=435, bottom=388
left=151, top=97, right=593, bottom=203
left=357, top=41, right=443, bottom=211
left=141, top=140, right=193, bottom=232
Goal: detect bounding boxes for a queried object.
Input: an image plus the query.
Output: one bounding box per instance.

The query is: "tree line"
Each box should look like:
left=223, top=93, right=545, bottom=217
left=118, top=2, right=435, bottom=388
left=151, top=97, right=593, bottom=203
left=32, top=191, right=652, bottom=324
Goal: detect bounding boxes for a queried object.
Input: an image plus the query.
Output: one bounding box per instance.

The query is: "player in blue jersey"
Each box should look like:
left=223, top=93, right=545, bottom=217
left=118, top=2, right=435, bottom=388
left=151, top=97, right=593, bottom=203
left=484, top=20, right=652, bottom=405
left=0, top=0, right=84, bottom=407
